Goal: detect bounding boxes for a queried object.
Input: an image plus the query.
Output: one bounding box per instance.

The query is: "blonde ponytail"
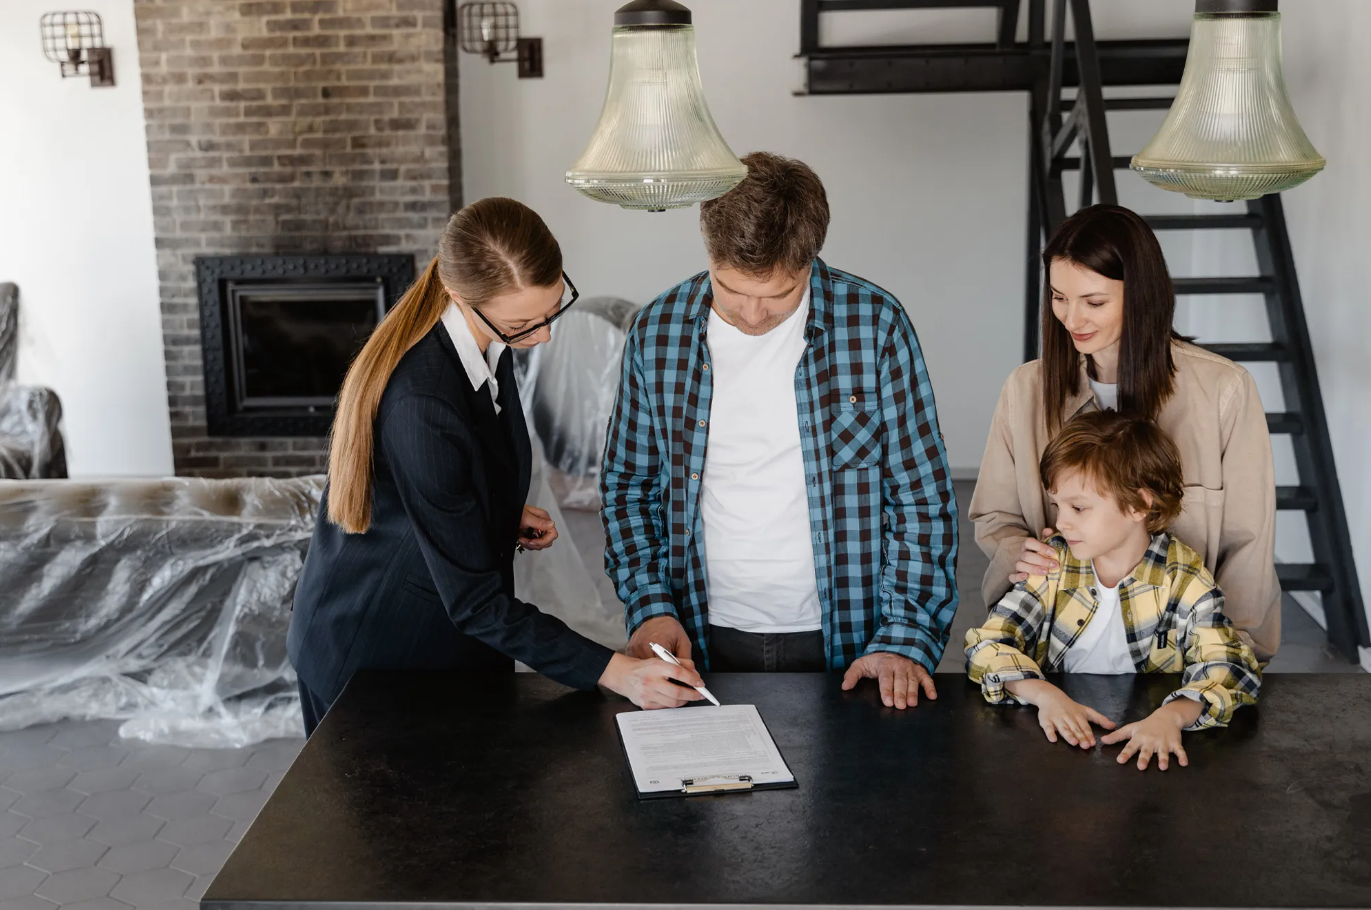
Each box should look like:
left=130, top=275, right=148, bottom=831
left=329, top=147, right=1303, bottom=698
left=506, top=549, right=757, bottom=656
left=325, top=197, right=562, bottom=533
left=327, top=259, right=446, bottom=533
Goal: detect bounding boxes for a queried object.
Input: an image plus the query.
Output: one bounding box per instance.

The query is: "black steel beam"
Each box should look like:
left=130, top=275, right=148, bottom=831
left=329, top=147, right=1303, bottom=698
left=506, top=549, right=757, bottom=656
left=998, top=0, right=1021, bottom=48
left=818, top=0, right=1007, bottom=7
left=800, top=0, right=821, bottom=56
left=802, top=39, right=1187, bottom=95
left=1068, top=0, right=1117, bottom=204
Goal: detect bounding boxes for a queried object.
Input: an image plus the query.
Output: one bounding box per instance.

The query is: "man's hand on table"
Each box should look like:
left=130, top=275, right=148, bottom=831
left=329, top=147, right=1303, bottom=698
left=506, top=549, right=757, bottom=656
left=627, top=615, right=692, bottom=662
left=841, top=652, right=936, bottom=709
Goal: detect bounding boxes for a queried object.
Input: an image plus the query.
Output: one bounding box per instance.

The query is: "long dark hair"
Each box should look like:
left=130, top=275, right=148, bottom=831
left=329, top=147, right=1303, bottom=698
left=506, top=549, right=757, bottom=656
left=1040, top=204, right=1180, bottom=432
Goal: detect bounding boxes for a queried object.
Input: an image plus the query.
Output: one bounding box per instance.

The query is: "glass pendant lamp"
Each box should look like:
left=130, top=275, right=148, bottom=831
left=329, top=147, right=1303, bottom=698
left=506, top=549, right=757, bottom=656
left=1131, top=0, right=1324, bottom=201
left=565, top=0, right=747, bottom=211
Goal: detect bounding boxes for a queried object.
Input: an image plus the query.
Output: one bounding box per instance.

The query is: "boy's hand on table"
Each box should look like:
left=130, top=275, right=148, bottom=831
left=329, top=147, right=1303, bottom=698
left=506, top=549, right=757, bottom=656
left=1006, top=679, right=1116, bottom=749
left=1101, top=698, right=1203, bottom=770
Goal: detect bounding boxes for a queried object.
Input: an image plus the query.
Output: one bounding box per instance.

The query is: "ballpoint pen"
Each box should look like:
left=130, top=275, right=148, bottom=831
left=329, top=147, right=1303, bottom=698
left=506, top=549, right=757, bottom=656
left=648, top=642, right=722, bottom=707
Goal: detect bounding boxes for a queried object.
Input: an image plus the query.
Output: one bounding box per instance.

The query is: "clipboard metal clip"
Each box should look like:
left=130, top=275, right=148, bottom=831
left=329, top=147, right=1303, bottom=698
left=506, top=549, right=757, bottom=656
left=680, top=774, right=753, bottom=795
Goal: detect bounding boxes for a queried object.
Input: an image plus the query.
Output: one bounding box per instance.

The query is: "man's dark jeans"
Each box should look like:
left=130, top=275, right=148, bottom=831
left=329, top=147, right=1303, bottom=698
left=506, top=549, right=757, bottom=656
left=708, top=625, right=826, bottom=672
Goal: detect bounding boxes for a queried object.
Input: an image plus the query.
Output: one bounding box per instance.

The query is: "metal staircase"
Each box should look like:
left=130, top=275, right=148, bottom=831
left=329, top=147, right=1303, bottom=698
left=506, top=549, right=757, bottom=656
left=799, top=0, right=1368, bottom=661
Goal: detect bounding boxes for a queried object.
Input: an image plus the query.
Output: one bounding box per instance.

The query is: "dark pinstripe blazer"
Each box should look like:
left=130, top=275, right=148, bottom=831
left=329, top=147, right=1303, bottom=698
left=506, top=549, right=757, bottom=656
left=287, top=323, right=613, bottom=707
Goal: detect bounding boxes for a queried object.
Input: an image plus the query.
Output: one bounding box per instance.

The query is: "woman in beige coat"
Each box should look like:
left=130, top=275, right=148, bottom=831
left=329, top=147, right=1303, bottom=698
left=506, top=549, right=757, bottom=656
left=969, top=204, right=1281, bottom=659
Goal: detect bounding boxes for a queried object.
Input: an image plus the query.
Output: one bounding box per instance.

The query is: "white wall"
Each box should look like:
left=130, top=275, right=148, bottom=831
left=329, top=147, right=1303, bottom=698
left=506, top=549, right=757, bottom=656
left=461, top=0, right=1035, bottom=472
left=459, top=0, right=1205, bottom=472
left=0, top=0, right=172, bottom=476
left=1270, top=1, right=1371, bottom=642
left=460, top=0, right=1368, bottom=636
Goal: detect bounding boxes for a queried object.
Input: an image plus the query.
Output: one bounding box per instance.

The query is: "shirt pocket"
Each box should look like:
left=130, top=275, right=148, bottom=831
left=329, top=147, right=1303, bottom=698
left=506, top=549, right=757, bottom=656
left=1174, top=484, right=1225, bottom=564
left=830, top=404, right=882, bottom=469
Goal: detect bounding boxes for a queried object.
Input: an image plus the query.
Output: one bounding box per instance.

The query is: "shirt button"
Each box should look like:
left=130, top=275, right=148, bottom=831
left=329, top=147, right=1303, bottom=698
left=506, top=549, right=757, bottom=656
left=1077, top=619, right=1085, bottom=626
left=1090, top=588, right=1098, bottom=596
left=849, top=395, right=857, bottom=404
left=691, top=472, right=699, bottom=480
left=698, top=419, right=706, bottom=427
left=702, top=364, right=710, bottom=371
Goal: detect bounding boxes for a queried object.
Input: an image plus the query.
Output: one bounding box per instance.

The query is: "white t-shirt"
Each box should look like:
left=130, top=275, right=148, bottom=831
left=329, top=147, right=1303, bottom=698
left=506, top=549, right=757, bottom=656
left=1089, top=378, right=1118, bottom=411
left=1062, top=564, right=1136, bottom=673
left=700, top=289, right=822, bottom=633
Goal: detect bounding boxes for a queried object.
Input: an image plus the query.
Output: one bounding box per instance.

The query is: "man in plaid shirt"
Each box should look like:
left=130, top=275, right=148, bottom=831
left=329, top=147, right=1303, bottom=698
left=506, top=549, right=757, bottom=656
left=600, top=152, right=958, bottom=709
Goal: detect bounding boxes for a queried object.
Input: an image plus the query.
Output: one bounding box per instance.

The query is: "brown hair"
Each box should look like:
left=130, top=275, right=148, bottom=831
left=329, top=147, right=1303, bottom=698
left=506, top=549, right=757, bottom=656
left=327, top=196, right=562, bottom=533
left=1040, top=204, right=1181, bottom=432
left=699, top=151, right=829, bottom=278
left=1039, top=410, right=1184, bottom=534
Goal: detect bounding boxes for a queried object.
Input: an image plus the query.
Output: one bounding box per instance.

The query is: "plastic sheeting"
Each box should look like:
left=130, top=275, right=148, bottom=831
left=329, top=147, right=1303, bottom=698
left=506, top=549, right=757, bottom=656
left=0, top=457, right=621, bottom=746
left=0, top=477, right=322, bottom=747
left=0, top=386, right=67, bottom=480
left=0, top=283, right=67, bottom=479
left=513, top=429, right=624, bottom=652
left=522, top=296, right=640, bottom=510
left=0, top=294, right=633, bottom=746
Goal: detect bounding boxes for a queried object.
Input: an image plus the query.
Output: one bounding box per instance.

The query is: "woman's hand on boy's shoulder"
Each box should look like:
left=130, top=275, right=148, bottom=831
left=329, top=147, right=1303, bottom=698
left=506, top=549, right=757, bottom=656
left=1008, top=528, right=1061, bottom=583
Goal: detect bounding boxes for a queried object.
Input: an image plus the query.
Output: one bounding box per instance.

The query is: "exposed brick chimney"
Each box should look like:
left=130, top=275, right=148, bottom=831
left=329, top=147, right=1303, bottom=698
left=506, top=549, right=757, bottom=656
left=134, top=0, right=461, bottom=476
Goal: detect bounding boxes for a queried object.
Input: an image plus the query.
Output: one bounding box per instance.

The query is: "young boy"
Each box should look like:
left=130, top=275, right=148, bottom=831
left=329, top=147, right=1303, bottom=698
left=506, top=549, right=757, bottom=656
left=965, top=410, right=1261, bottom=771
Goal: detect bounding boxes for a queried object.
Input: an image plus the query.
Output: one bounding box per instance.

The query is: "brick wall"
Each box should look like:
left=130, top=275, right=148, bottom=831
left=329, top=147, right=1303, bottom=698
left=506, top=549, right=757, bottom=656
left=134, top=0, right=461, bottom=477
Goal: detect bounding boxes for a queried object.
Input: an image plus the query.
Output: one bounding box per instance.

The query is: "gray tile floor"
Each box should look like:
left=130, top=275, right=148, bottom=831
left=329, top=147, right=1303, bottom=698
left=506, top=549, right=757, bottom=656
left=0, top=482, right=1357, bottom=909
left=0, top=728, right=302, bottom=910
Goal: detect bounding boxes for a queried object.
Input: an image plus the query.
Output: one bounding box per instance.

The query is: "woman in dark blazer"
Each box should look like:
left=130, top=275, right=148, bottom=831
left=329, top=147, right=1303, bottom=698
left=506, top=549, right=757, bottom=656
left=287, top=197, right=701, bottom=735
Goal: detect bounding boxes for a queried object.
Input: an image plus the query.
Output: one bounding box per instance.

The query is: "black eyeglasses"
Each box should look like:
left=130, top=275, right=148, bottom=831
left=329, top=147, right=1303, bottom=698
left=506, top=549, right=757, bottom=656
left=471, top=271, right=579, bottom=345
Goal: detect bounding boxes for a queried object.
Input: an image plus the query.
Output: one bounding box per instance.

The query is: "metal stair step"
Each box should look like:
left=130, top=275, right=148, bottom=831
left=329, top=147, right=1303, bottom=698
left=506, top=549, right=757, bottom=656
left=1173, top=276, right=1276, bottom=295
left=1144, top=213, right=1264, bottom=231
left=1104, top=96, right=1175, bottom=110
left=1276, top=486, right=1319, bottom=512
left=1266, top=412, right=1304, bottom=435
left=1277, top=563, right=1335, bottom=592
left=1198, top=342, right=1288, bottom=362
left=1056, top=155, right=1134, bottom=172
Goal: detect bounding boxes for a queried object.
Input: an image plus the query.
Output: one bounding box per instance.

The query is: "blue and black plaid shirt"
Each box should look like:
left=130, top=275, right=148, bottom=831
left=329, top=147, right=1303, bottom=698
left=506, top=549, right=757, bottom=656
left=600, top=258, right=959, bottom=672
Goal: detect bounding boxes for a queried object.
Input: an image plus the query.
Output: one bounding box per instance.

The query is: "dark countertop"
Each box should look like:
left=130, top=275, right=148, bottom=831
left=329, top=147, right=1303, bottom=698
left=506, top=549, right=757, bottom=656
left=205, top=672, right=1371, bottom=909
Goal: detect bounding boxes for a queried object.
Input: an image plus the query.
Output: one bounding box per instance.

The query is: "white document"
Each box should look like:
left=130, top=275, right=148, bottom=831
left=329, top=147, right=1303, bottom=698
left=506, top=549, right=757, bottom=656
left=615, top=704, right=795, bottom=795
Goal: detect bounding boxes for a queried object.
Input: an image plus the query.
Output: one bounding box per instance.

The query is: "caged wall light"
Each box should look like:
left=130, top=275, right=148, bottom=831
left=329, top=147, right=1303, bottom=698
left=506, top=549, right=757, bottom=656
left=40, top=10, right=115, bottom=87
left=455, top=2, right=543, bottom=79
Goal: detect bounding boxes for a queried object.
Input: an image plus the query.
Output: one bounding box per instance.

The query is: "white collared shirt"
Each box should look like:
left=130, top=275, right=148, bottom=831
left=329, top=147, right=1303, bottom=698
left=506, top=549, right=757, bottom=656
left=440, top=302, right=508, bottom=414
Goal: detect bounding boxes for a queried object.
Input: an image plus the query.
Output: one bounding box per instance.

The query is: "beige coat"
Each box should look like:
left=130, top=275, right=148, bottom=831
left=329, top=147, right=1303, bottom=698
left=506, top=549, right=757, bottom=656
left=969, top=341, right=1281, bottom=659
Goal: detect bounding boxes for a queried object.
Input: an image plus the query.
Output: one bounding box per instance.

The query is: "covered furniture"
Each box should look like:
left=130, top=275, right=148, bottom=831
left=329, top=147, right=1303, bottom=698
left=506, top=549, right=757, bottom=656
left=0, top=476, right=323, bottom=746
left=0, top=282, right=67, bottom=479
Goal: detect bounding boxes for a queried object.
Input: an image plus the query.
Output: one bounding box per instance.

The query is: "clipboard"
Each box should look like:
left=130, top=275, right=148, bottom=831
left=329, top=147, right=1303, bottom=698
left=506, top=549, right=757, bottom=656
left=615, top=704, right=799, bottom=799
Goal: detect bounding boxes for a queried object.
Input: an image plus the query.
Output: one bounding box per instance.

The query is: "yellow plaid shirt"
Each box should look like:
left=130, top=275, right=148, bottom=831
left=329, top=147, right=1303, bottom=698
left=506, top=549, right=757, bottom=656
left=965, top=532, right=1261, bottom=729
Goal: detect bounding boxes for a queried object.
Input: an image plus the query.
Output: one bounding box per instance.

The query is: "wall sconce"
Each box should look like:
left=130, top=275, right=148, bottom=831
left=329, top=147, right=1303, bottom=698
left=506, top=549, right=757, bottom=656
left=456, top=2, right=543, bottom=79
left=40, top=11, right=115, bottom=87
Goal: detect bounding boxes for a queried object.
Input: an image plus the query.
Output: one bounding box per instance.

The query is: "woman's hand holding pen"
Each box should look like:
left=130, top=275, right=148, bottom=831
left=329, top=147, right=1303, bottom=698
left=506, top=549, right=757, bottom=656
left=599, top=653, right=705, bottom=710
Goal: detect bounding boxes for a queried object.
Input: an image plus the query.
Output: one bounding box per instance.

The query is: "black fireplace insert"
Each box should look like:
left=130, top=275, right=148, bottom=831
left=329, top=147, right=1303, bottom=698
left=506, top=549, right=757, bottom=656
left=195, top=255, right=415, bottom=436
